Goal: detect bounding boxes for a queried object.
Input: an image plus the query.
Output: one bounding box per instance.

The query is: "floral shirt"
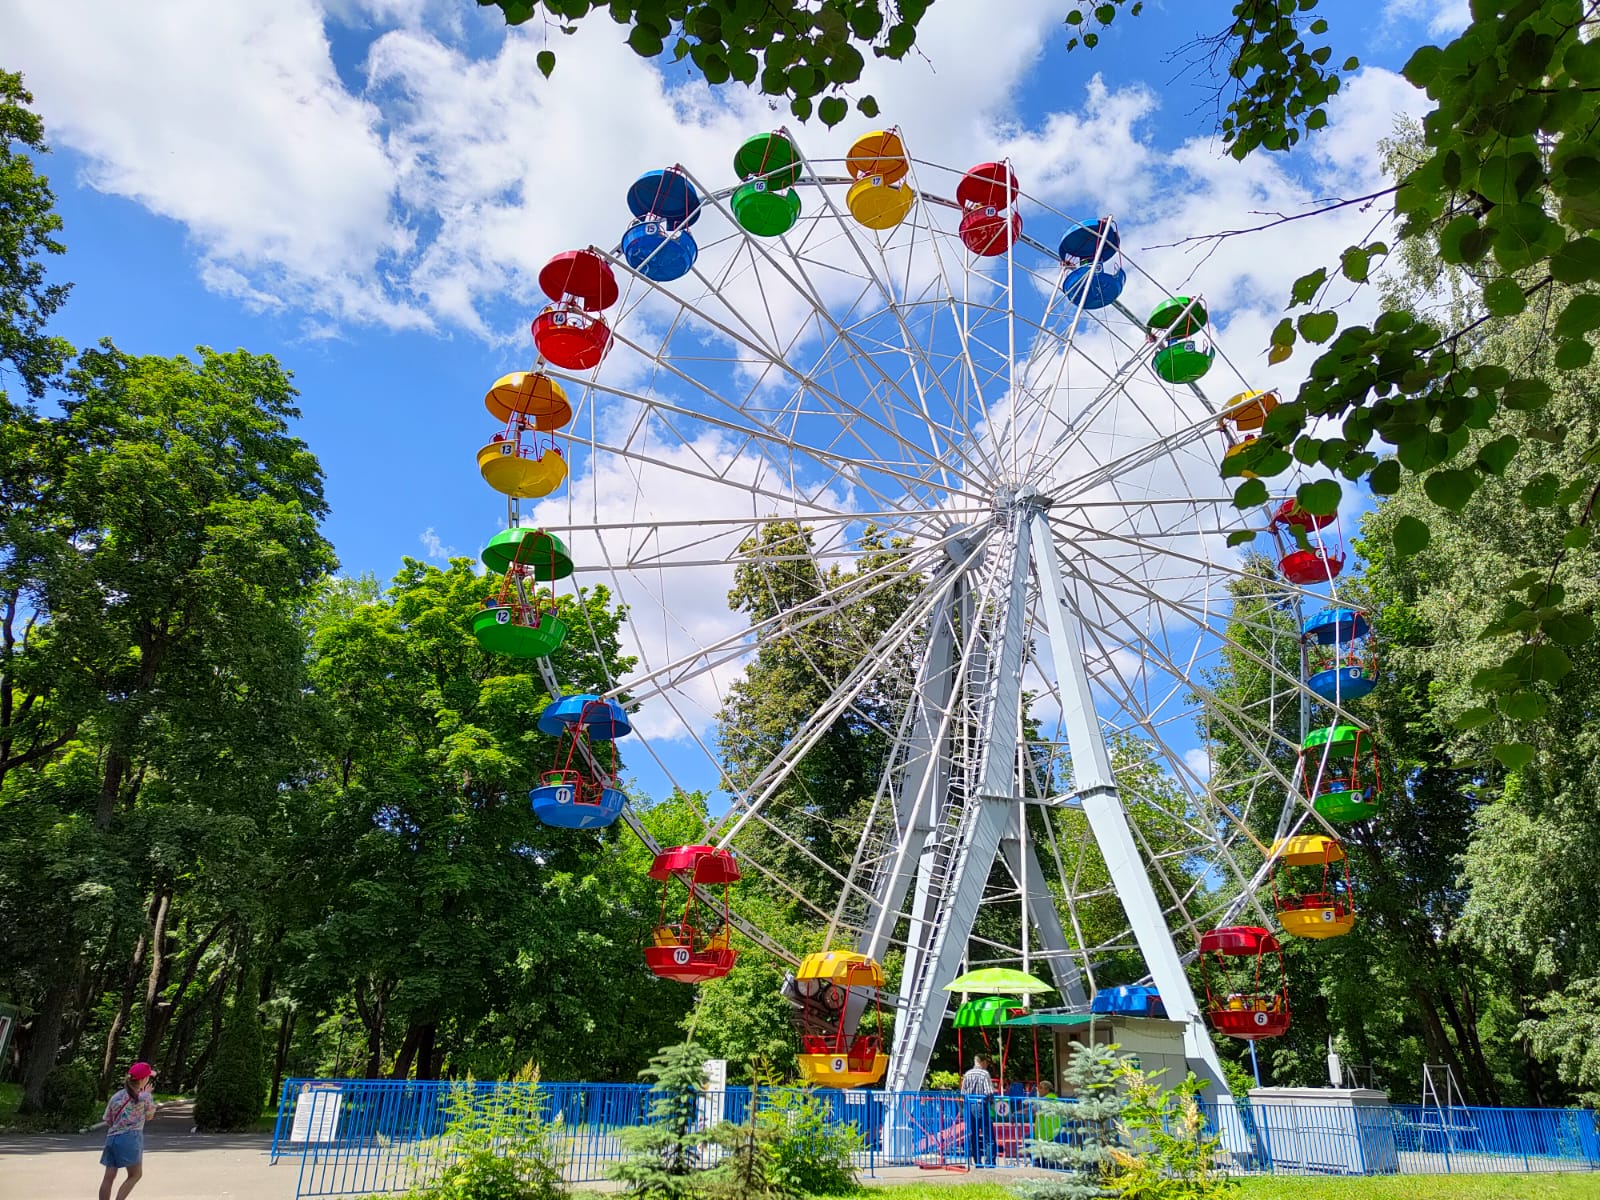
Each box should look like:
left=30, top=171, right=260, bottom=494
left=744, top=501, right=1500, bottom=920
left=104, top=1088, right=156, bottom=1136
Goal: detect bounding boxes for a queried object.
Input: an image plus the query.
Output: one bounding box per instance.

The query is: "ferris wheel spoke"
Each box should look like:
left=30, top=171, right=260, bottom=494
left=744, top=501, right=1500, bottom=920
left=613, top=526, right=970, bottom=708
left=1052, top=539, right=1315, bottom=810
left=637, top=177, right=1000, bottom=493
left=782, top=136, right=1007, bottom=488
left=597, top=283, right=985, bottom=512
left=1051, top=517, right=1371, bottom=725
left=711, top=535, right=989, bottom=848
left=562, top=367, right=967, bottom=517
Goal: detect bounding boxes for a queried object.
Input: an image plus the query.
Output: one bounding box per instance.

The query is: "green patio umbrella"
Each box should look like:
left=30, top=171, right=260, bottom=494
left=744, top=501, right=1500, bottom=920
left=945, top=967, right=1054, bottom=995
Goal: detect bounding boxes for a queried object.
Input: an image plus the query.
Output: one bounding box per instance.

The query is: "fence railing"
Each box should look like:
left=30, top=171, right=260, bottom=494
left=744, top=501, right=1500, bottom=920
left=271, top=1077, right=1600, bottom=1198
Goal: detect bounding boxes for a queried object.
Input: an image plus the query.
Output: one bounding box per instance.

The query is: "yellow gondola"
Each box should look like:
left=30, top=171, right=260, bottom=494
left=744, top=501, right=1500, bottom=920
left=477, top=441, right=568, bottom=499
left=1271, top=834, right=1356, bottom=939
left=486, top=371, right=572, bottom=429
left=792, top=951, right=889, bottom=1087
left=1220, top=389, right=1280, bottom=433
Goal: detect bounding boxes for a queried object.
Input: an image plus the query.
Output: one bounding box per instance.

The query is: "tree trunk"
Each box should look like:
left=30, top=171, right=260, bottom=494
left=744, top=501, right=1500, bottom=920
left=271, top=1009, right=296, bottom=1106
left=353, top=982, right=387, bottom=1078
left=1412, top=985, right=1474, bottom=1104
left=96, top=746, right=129, bottom=829
left=139, top=910, right=222, bottom=1063
left=102, top=893, right=161, bottom=1086
left=130, top=887, right=172, bottom=1062
left=19, top=970, right=74, bottom=1111
left=415, top=1023, right=437, bottom=1080
left=390, top=1024, right=424, bottom=1080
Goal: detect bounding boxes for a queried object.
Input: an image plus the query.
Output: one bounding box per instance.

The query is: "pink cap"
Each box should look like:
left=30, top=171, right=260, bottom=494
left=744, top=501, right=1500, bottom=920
left=128, top=1062, right=155, bottom=1081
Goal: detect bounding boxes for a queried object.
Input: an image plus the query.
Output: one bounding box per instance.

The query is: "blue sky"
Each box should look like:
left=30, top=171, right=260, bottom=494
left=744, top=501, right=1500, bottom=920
left=2, top=0, right=1462, bottom=803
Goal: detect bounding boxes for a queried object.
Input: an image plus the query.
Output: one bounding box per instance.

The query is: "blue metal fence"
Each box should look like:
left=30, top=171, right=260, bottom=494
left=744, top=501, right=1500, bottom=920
left=271, top=1077, right=1600, bottom=1198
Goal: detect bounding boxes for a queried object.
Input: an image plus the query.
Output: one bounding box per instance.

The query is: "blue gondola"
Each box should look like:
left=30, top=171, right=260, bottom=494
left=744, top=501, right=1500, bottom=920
left=529, top=771, right=627, bottom=829
left=1061, top=262, right=1126, bottom=310
left=1058, top=218, right=1120, bottom=264
left=537, top=694, right=632, bottom=739
left=622, top=219, right=697, bottom=281
left=1091, top=984, right=1166, bottom=1017
left=1303, top=607, right=1370, bottom=646
left=1308, top=664, right=1378, bottom=703
left=626, top=169, right=702, bottom=229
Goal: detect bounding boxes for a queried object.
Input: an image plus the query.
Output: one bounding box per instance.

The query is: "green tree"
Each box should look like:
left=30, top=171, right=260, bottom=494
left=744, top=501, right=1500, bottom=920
left=610, top=1040, right=710, bottom=1199
left=0, top=69, right=70, bottom=397
left=472, top=0, right=929, bottom=125
left=193, top=974, right=267, bottom=1132
left=1, top=343, right=333, bottom=1110
left=1016, top=1042, right=1132, bottom=1200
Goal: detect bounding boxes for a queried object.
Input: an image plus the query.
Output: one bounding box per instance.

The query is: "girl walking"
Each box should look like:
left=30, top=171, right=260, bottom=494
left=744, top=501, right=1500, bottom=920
left=97, top=1062, right=157, bottom=1200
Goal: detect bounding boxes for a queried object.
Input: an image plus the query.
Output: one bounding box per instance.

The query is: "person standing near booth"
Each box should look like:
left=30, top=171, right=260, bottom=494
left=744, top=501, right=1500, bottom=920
left=961, top=1053, right=997, bottom=1167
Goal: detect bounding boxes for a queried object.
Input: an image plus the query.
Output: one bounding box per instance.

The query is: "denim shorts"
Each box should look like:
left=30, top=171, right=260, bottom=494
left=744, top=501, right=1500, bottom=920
left=100, top=1131, right=143, bottom=1168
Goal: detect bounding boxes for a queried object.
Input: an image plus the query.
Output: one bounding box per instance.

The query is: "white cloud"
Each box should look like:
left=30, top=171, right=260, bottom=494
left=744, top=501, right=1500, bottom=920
left=419, top=526, right=453, bottom=560
left=1383, top=0, right=1471, bottom=39
left=1, top=0, right=425, bottom=329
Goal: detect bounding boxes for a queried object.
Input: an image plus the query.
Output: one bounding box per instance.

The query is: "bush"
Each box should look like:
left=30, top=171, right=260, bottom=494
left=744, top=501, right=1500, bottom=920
left=39, top=1064, right=97, bottom=1128
left=927, top=1071, right=962, bottom=1092
left=759, top=1087, right=861, bottom=1197
left=424, top=1082, right=566, bottom=1200
left=194, top=981, right=266, bottom=1132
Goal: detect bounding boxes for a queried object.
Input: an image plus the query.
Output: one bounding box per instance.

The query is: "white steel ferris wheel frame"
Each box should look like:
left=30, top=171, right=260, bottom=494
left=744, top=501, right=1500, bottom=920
left=521, top=125, right=1361, bottom=1100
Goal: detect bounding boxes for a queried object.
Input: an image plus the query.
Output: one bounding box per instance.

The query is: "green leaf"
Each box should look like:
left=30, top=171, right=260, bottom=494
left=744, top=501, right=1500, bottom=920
left=1492, top=742, right=1535, bottom=770
left=1553, top=295, right=1600, bottom=340
left=1482, top=278, right=1526, bottom=317
left=1369, top=459, right=1401, bottom=495
left=1290, top=268, right=1327, bottom=305
left=536, top=49, right=556, bottom=77
left=857, top=95, right=880, bottom=119
left=1502, top=378, right=1553, bottom=411
left=1393, top=514, right=1431, bottom=556
left=1296, top=478, right=1341, bottom=516
left=1297, top=311, right=1338, bottom=343
left=626, top=25, right=664, bottom=56
left=1554, top=339, right=1594, bottom=370
left=1475, top=435, right=1520, bottom=476
left=1233, top=479, right=1268, bottom=509
left=1551, top=237, right=1600, bottom=284
left=1423, top=468, right=1480, bottom=511
left=1500, top=690, right=1548, bottom=721
left=1453, top=706, right=1496, bottom=731
left=1339, top=246, right=1370, bottom=284
left=1521, top=472, right=1560, bottom=506
left=1563, top=527, right=1592, bottom=551
left=817, top=96, right=847, bottom=127
left=1543, top=610, right=1596, bottom=644
left=1226, top=529, right=1257, bottom=547
left=1530, top=644, right=1573, bottom=686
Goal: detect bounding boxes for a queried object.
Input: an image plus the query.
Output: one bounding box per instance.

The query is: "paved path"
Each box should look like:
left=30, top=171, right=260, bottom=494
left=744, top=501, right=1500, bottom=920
left=0, top=1102, right=292, bottom=1200
left=0, top=1102, right=1053, bottom=1199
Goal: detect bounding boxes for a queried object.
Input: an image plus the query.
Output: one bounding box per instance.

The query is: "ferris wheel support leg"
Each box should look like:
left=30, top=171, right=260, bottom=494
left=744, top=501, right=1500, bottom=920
left=882, top=518, right=1034, bottom=1095
left=1027, top=515, right=1238, bottom=1111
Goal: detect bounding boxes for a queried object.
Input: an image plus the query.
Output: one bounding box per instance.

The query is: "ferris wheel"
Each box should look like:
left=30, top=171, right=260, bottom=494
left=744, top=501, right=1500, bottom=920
left=471, top=125, right=1381, bottom=1097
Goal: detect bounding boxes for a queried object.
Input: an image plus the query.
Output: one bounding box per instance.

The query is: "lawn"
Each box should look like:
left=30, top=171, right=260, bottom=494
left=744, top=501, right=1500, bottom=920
left=852, top=1176, right=1600, bottom=1200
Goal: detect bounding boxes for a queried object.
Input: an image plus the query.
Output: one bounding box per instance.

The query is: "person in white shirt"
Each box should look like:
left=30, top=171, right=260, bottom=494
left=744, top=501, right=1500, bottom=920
left=960, top=1054, right=996, bottom=1166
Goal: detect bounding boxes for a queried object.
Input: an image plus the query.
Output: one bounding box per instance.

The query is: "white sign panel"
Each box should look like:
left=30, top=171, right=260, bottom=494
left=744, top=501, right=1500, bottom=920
left=288, top=1082, right=342, bottom=1144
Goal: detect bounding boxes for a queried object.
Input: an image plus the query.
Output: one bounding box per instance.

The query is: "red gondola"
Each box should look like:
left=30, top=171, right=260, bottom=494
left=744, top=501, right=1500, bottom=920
left=1198, top=926, right=1290, bottom=1040
left=1279, top=547, right=1345, bottom=585
left=1272, top=499, right=1335, bottom=533
left=644, top=845, right=740, bottom=983
left=532, top=249, right=618, bottom=371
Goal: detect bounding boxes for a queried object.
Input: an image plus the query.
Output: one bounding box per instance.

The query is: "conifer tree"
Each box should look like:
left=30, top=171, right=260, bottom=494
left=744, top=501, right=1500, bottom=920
left=1013, top=1042, right=1132, bottom=1200
left=611, top=1041, right=711, bottom=1199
